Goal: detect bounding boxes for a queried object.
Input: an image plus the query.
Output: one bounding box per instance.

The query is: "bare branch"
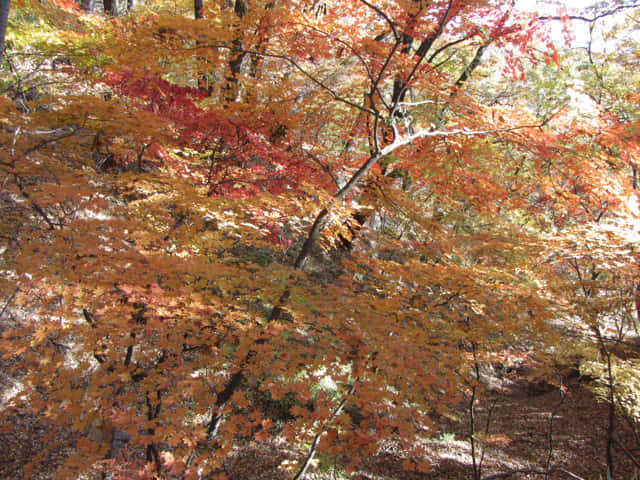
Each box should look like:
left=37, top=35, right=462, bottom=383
left=481, top=468, right=585, bottom=480
left=295, top=22, right=375, bottom=83
left=369, top=36, right=401, bottom=112
left=305, top=150, right=340, bottom=188
left=0, top=287, right=19, bottom=320
left=613, top=435, right=640, bottom=469
left=543, top=3, right=640, bottom=23
left=292, top=382, right=356, bottom=480
left=253, top=51, right=373, bottom=114
left=398, top=99, right=443, bottom=107
left=359, top=0, right=399, bottom=40
left=14, top=174, right=57, bottom=230
left=190, top=43, right=376, bottom=115
left=335, top=123, right=544, bottom=202
left=23, top=125, right=82, bottom=155
left=427, top=34, right=476, bottom=65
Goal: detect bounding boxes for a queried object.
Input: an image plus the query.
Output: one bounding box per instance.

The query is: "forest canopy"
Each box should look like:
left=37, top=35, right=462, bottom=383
left=0, top=0, right=639, bottom=479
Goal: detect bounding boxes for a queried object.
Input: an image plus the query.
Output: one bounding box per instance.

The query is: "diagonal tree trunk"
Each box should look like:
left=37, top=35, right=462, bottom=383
left=196, top=0, right=520, bottom=456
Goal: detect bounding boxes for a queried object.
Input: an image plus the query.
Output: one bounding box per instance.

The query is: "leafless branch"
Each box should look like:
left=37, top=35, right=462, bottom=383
left=427, top=34, right=476, bottom=64
left=543, top=3, right=640, bottom=23
left=359, top=0, right=399, bottom=40
left=613, top=434, right=640, bottom=469
left=305, top=151, right=340, bottom=188
left=0, top=287, right=19, bottom=320
left=294, top=22, right=376, bottom=83
left=481, top=467, right=585, bottom=480
left=368, top=36, right=401, bottom=112
left=391, top=0, right=454, bottom=112
left=335, top=122, right=544, bottom=203
left=292, top=382, right=356, bottom=480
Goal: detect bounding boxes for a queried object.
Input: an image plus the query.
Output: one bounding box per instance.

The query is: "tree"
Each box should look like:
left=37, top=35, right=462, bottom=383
left=103, top=0, right=118, bottom=16
left=539, top=5, right=640, bottom=477
left=0, top=0, right=9, bottom=65
left=1, top=0, right=639, bottom=479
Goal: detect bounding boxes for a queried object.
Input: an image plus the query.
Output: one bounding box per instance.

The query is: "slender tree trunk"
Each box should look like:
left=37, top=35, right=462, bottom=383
left=222, top=0, right=248, bottom=103
left=198, top=134, right=419, bottom=447
left=603, top=344, right=616, bottom=479
left=194, top=0, right=213, bottom=96
left=223, top=39, right=246, bottom=103
left=81, top=0, right=97, bottom=12
left=292, top=383, right=356, bottom=480
left=469, top=342, right=482, bottom=480
left=192, top=1, right=495, bottom=458
left=194, top=0, right=203, bottom=19
left=336, top=2, right=489, bottom=252
left=103, top=0, right=119, bottom=16
left=0, top=0, right=10, bottom=66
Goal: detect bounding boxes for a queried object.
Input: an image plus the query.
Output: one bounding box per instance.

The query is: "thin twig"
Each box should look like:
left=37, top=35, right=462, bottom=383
left=542, top=4, right=640, bottom=24
left=359, top=0, right=399, bottom=40
left=545, top=382, right=567, bottom=479
left=613, top=435, right=640, bottom=469
left=481, top=467, right=585, bottom=480
left=0, top=287, right=19, bottom=320
left=292, top=382, right=357, bottom=480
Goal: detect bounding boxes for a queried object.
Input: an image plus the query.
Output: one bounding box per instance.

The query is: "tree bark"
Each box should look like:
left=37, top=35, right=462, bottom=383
left=194, top=0, right=203, bottom=19
left=81, top=0, right=98, bottom=12
left=0, top=0, right=10, bottom=66
left=103, top=0, right=119, bottom=16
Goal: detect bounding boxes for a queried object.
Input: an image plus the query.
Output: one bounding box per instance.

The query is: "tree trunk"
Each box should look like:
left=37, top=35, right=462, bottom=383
left=0, top=0, right=10, bottom=66
left=81, top=0, right=97, bottom=12
left=194, top=0, right=203, bottom=19
left=222, top=0, right=248, bottom=103
left=103, top=0, right=119, bottom=16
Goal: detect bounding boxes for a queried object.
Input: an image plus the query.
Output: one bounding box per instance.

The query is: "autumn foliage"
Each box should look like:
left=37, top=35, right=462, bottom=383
left=0, top=0, right=639, bottom=478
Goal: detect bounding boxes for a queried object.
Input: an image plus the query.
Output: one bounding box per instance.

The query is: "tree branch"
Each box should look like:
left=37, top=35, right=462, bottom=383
left=0, top=287, right=19, bottom=320
left=359, top=0, right=399, bottom=40
left=292, top=382, right=356, bottom=480
left=481, top=468, right=585, bottom=480
left=543, top=4, right=640, bottom=24
left=189, top=44, right=376, bottom=115
left=613, top=435, right=640, bottom=469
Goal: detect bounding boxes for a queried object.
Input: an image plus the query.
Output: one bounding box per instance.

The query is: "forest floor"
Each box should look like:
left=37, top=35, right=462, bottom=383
left=2, top=353, right=639, bottom=480
left=222, top=365, right=640, bottom=480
